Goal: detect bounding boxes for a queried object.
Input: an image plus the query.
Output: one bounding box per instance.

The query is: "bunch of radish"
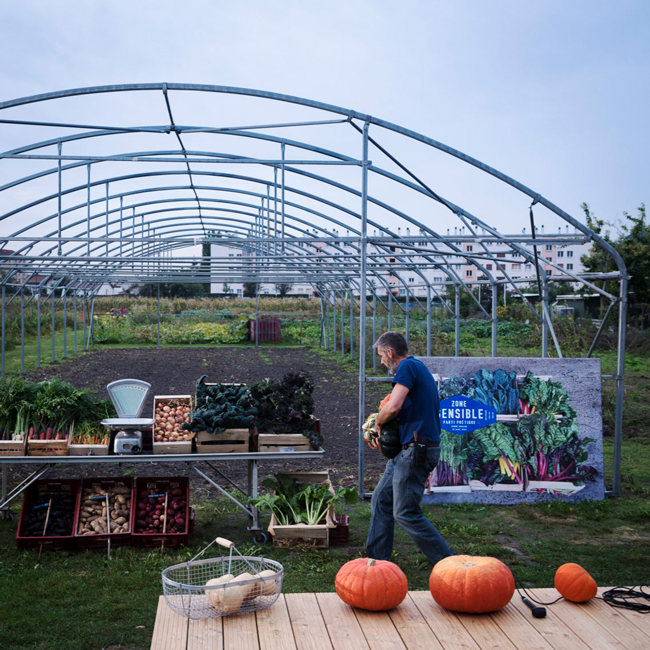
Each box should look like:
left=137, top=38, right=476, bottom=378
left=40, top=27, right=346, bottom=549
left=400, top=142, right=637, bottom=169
left=154, top=399, right=192, bottom=443
left=134, top=487, right=187, bottom=534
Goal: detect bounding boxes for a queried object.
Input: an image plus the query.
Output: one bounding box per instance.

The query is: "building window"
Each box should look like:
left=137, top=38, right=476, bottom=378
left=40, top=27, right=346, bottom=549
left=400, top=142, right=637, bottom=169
left=486, top=264, right=493, bottom=270
left=390, top=258, right=396, bottom=263
left=567, top=251, right=573, bottom=257
left=434, top=276, right=443, bottom=282
left=466, top=245, right=473, bottom=252
left=558, top=263, right=564, bottom=268
left=399, top=289, right=406, bottom=295
left=390, top=246, right=396, bottom=252
left=466, top=270, right=473, bottom=277
left=454, top=264, right=461, bottom=270
left=525, top=264, right=532, bottom=270
left=512, top=252, right=520, bottom=257
left=497, top=253, right=505, bottom=258
left=546, top=269, right=552, bottom=275
left=545, top=257, right=552, bottom=262
left=512, top=264, right=521, bottom=270
left=512, top=276, right=520, bottom=279
left=557, top=251, right=564, bottom=257
left=567, top=263, right=573, bottom=270
left=229, top=253, right=234, bottom=257
left=409, top=277, right=414, bottom=283
left=546, top=244, right=553, bottom=251
left=237, top=289, right=242, bottom=296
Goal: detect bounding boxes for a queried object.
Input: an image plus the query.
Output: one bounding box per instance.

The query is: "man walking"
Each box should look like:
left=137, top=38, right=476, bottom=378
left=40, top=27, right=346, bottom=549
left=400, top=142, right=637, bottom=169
left=366, top=331, right=454, bottom=564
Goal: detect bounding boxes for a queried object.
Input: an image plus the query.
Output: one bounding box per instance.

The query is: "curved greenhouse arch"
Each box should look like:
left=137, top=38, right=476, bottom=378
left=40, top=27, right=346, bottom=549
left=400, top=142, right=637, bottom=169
left=0, top=83, right=628, bottom=495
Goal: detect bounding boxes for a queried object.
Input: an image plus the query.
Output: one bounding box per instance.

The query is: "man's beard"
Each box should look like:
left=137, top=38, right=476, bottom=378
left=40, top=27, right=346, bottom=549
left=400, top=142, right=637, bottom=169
left=385, top=359, right=399, bottom=374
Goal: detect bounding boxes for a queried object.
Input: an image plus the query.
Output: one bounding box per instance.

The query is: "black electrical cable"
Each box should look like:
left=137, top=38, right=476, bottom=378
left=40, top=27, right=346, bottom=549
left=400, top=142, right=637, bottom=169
left=514, top=574, right=563, bottom=606
left=602, top=586, right=650, bottom=613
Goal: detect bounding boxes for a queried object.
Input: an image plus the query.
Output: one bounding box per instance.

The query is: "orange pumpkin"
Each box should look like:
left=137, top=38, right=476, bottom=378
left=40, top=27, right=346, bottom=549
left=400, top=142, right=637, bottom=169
left=335, top=558, right=408, bottom=611
left=429, top=555, right=515, bottom=613
left=554, top=563, right=597, bottom=602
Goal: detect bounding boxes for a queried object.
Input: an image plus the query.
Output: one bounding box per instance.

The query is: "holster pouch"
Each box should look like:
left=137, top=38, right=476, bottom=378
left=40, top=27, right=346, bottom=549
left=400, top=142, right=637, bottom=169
left=413, top=440, right=428, bottom=469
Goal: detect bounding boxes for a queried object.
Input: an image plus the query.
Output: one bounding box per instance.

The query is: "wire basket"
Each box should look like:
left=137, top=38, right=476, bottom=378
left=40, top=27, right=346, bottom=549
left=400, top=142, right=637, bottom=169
left=162, top=536, right=284, bottom=619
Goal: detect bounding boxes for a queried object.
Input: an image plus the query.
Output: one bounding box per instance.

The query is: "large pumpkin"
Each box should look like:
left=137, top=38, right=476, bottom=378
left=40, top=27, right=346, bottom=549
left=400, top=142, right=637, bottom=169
left=429, top=555, right=515, bottom=613
left=554, top=563, right=597, bottom=602
left=335, top=558, right=408, bottom=611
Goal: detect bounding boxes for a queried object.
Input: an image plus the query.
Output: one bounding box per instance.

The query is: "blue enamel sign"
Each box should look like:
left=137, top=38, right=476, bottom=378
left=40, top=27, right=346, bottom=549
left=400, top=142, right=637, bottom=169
left=439, top=395, right=497, bottom=435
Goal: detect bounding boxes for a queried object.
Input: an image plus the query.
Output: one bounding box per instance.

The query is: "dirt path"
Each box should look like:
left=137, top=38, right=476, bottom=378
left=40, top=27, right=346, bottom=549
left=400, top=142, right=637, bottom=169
left=14, top=346, right=390, bottom=491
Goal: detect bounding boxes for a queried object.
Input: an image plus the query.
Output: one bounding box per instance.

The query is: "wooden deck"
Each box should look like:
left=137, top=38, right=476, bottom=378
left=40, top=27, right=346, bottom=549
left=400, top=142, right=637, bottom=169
left=150, top=587, right=650, bottom=650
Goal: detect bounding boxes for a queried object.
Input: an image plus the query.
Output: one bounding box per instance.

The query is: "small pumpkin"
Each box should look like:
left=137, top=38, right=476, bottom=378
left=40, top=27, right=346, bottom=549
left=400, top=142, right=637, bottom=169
left=429, top=555, right=515, bottom=613
left=379, top=394, right=392, bottom=410
left=335, top=558, right=408, bottom=611
left=554, top=563, right=597, bottom=602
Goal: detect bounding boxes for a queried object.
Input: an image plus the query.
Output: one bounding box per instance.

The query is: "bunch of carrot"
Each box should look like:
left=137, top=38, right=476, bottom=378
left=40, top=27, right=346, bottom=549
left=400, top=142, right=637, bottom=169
left=71, top=431, right=110, bottom=446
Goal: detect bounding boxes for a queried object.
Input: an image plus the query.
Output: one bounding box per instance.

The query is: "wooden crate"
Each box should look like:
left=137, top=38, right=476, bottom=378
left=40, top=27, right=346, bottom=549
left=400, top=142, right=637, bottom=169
left=267, top=471, right=337, bottom=547
left=0, top=438, right=27, bottom=457
left=27, top=439, right=69, bottom=456
left=258, top=433, right=311, bottom=453
left=153, top=437, right=193, bottom=455
left=68, top=444, right=109, bottom=456
left=153, top=394, right=193, bottom=445
left=196, top=428, right=252, bottom=454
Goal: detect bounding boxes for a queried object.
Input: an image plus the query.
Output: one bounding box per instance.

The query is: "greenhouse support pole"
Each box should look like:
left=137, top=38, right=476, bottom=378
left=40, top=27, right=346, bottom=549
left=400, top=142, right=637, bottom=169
left=37, top=292, right=41, bottom=367
left=88, top=296, right=95, bottom=348
left=349, top=286, right=354, bottom=361
left=358, top=119, right=369, bottom=498
left=426, top=285, right=431, bottom=357
left=82, top=293, right=87, bottom=351
left=20, top=291, right=25, bottom=373
left=73, top=291, right=77, bottom=354
left=51, top=287, right=56, bottom=362
left=86, top=164, right=91, bottom=257
left=326, top=293, right=330, bottom=350
left=613, top=275, right=628, bottom=497
left=57, top=142, right=62, bottom=256
left=504, top=284, right=507, bottom=307
left=62, top=288, right=67, bottom=359
left=405, top=288, right=410, bottom=349
left=319, top=294, right=325, bottom=348
left=492, top=282, right=498, bottom=357
left=105, top=182, right=110, bottom=257
left=157, top=284, right=161, bottom=347
left=455, top=287, right=460, bottom=357
left=0, top=286, right=4, bottom=378
left=388, top=290, right=392, bottom=331
left=341, top=290, right=344, bottom=358
left=541, top=281, right=549, bottom=358
left=373, top=290, right=377, bottom=371
left=255, top=288, right=259, bottom=347
left=333, top=291, right=337, bottom=353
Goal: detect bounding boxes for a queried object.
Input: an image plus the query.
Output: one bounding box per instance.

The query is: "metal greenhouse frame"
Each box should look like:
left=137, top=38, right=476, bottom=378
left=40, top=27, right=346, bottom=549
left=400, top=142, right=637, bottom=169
left=0, top=84, right=628, bottom=496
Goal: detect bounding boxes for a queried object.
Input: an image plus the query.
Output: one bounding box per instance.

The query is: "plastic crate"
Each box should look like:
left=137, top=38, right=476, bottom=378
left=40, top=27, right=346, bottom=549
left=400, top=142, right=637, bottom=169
left=74, top=477, right=134, bottom=549
left=248, top=318, right=281, bottom=342
left=329, top=514, right=350, bottom=545
left=132, top=477, right=191, bottom=547
left=16, top=479, right=80, bottom=550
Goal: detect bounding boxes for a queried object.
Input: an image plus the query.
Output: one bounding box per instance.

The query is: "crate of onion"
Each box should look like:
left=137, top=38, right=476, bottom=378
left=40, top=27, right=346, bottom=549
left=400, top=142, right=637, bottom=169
left=132, top=477, right=191, bottom=547
left=153, top=395, right=194, bottom=454
left=74, top=477, right=133, bottom=548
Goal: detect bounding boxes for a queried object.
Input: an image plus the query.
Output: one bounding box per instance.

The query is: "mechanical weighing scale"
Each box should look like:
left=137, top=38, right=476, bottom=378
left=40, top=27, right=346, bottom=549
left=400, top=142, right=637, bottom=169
left=101, top=379, right=155, bottom=454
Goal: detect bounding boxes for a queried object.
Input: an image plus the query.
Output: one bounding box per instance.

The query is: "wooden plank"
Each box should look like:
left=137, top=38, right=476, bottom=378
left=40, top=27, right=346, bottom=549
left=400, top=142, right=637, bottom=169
left=388, top=594, right=444, bottom=650
left=150, top=596, right=189, bottom=650
left=409, top=591, right=481, bottom=650
left=316, top=592, right=369, bottom=650
left=285, top=592, right=333, bottom=650
left=353, top=608, right=406, bottom=650
left=530, top=588, right=629, bottom=650
left=456, top=611, right=519, bottom=650
left=508, top=591, right=592, bottom=650
left=488, top=604, right=554, bottom=650
left=256, top=596, right=298, bottom=650
left=187, top=616, right=223, bottom=650
left=597, top=587, right=650, bottom=637
left=223, top=611, right=260, bottom=650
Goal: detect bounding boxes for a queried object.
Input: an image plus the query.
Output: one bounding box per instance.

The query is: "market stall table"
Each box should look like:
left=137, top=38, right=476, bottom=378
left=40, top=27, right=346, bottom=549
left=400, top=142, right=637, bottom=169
left=149, top=588, right=650, bottom=650
left=0, top=448, right=325, bottom=539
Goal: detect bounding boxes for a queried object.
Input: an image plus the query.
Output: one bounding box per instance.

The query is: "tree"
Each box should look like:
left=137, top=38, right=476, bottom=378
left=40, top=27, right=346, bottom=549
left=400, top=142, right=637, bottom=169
left=274, top=283, right=292, bottom=298
left=243, top=282, right=258, bottom=298
left=581, top=202, right=649, bottom=306
left=222, top=282, right=231, bottom=296
left=139, top=283, right=207, bottom=298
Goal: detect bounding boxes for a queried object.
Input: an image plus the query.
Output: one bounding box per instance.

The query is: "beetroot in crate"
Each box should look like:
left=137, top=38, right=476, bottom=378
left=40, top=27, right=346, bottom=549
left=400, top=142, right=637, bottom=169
left=132, top=477, right=190, bottom=546
left=74, top=478, right=133, bottom=548
left=16, top=479, right=80, bottom=550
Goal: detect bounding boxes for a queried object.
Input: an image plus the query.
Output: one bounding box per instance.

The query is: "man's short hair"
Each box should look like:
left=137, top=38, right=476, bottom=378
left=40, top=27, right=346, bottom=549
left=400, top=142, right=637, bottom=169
left=374, top=331, right=408, bottom=356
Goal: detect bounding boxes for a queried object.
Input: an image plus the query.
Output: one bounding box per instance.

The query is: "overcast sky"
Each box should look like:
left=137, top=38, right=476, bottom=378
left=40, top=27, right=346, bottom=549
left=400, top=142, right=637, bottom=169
left=0, top=0, right=648, bottom=240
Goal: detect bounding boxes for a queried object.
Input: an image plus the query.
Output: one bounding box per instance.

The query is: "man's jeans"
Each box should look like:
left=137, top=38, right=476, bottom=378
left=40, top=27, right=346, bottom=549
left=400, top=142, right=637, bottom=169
left=366, top=445, right=455, bottom=564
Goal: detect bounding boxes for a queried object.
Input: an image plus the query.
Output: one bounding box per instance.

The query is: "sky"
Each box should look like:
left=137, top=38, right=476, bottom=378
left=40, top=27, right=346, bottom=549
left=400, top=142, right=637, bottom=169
left=0, top=0, right=648, bottom=244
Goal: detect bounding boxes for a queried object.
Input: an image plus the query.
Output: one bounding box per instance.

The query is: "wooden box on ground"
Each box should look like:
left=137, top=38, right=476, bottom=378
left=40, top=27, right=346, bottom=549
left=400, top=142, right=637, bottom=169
left=74, top=477, right=134, bottom=549
left=196, top=427, right=253, bottom=454
left=255, top=416, right=320, bottom=453
left=132, top=477, right=192, bottom=547
left=68, top=443, right=109, bottom=456
left=16, top=479, right=80, bottom=550
left=27, top=438, right=69, bottom=456
left=0, top=438, right=27, bottom=457
left=267, top=471, right=337, bottom=548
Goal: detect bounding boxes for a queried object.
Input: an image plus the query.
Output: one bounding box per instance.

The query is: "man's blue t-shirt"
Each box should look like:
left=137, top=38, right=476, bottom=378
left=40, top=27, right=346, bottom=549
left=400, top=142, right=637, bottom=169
left=392, top=356, right=441, bottom=445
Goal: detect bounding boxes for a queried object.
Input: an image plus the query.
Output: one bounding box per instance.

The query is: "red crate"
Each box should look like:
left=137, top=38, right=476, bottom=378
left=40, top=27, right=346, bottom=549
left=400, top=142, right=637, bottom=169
left=16, top=479, right=80, bottom=550
left=248, top=318, right=281, bottom=342
left=329, top=514, right=350, bottom=545
left=74, top=477, right=134, bottom=549
left=131, top=477, right=191, bottom=547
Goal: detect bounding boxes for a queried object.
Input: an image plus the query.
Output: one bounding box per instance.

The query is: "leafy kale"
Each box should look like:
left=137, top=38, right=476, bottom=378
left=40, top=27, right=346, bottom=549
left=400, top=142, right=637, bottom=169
left=467, top=369, right=520, bottom=415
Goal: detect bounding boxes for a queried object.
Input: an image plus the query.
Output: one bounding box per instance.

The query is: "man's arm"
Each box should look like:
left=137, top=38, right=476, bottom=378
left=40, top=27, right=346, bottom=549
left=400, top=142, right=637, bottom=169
left=374, top=383, right=409, bottom=429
